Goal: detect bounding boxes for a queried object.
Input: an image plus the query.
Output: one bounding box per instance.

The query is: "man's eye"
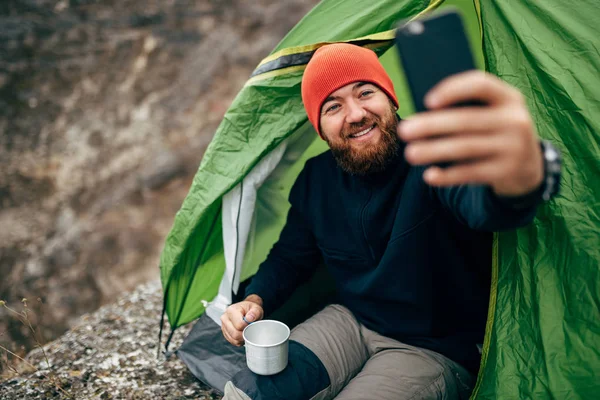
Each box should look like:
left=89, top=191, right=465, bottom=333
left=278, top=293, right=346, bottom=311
left=360, top=90, right=374, bottom=97
left=325, top=104, right=340, bottom=113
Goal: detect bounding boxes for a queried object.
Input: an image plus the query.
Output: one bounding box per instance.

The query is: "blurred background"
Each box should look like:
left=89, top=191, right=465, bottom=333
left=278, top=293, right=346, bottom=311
left=0, top=0, right=319, bottom=370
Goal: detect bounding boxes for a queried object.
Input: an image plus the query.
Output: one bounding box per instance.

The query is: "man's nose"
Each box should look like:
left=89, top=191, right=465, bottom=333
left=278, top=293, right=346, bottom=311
left=345, top=100, right=367, bottom=123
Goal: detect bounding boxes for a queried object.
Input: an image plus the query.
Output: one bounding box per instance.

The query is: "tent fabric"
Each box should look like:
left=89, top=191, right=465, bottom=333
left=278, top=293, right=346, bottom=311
left=471, top=1, right=600, bottom=399
left=204, top=138, right=288, bottom=323
left=205, top=122, right=329, bottom=324
left=177, top=314, right=245, bottom=394
left=160, top=0, right=600, bottom=398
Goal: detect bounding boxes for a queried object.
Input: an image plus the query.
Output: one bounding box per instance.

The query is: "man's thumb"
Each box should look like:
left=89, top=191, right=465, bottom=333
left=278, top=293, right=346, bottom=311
left=245, top=312, right=256, bottom=322
left=245, top=304, right=263, bottom=323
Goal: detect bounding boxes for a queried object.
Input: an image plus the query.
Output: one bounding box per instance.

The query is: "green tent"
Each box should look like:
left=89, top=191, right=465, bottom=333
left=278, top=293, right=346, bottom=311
left=159, top=0, right=600, bottom=398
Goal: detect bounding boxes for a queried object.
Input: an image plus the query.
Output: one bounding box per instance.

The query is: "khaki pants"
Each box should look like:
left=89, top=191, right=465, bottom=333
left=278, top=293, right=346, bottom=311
left=225, top=304, right=474, bottom=400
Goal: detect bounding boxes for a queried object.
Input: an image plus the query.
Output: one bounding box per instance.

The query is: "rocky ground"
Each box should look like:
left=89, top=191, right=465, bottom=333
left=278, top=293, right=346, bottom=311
left=0, top=0, right=318, bottom=367
left=0, top=280, right=222, bottom=399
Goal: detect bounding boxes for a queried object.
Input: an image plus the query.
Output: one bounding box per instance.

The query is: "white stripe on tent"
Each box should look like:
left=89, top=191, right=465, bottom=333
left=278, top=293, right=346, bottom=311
left=205, top=121, right=324, bottom=325
left=205, top=141, right=287, bottom=324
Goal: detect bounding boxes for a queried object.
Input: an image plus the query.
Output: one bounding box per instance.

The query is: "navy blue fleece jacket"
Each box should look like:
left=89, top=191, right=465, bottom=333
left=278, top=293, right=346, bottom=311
left=245, top=150, right=538, bottom=373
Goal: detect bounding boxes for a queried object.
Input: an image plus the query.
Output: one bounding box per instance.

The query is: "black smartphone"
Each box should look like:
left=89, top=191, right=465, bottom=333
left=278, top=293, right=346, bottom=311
left=395, top=9, right=479, bottom=113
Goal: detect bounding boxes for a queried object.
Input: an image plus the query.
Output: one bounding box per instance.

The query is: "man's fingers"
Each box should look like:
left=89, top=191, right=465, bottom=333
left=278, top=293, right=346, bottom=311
left=223, top=329, right=243, bottom=347
left=423, top=159, right=501, bottom=188
left=424, top=70, right=523, bottom=109
left=221, top=300, right=265, bottom=347
left=244, top=303, right=264, bottom=323
left=221, top=317, right=244, bottom=346
left=225, top=304, right=249, bottom=331
left=221, top=305, right=248, bottom=344
left=221, top=324, right=234, bottom=344
left=398, top=107, right=521, bottom=141
left=405, top=133, right=504, bottom=166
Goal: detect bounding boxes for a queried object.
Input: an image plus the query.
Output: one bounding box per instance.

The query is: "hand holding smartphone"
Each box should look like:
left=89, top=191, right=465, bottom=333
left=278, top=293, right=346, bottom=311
left=394, top=9, right=544, bottom=196
left=395, top=8, right=480, bottom=112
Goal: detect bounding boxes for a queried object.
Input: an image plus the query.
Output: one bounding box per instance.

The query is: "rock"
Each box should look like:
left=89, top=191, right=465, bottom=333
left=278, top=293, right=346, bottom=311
left=138, top=150, right=185, bottom=191
left=0, top=280, right=221, bottom=399
left=128, top=12, right=165, bottom=28
left=0, top=0, right=319, bottom=365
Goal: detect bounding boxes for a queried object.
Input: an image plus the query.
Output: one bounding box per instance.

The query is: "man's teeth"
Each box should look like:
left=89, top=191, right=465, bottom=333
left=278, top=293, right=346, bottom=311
left=350, top=125, right=375, bottom=138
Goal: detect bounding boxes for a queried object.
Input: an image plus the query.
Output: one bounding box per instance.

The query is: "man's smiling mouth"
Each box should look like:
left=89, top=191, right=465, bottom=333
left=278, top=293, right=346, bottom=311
left=349, top=124, right=376, bottom=139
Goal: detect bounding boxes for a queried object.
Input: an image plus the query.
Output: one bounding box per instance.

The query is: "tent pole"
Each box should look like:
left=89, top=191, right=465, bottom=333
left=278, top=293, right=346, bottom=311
left=230, top=181, right=244, bottom=299
left=157, top=285, right=169, bottom=359
left=164, top=328, right=176, bottom=356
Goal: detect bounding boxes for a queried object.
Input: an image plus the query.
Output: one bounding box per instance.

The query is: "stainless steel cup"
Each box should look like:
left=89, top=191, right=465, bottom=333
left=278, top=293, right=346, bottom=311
left=242, top=320, right=290, bottom=375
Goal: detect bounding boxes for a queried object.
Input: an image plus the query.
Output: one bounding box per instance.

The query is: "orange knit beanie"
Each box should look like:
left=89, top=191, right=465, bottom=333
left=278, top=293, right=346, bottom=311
left=301, top=43, right=398, bottom=138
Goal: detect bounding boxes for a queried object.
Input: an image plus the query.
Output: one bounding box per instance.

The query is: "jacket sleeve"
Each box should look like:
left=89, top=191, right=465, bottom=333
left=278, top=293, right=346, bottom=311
left=432, top=181, right=541, bottom=232
left=244, top=168, right=322, bottom=316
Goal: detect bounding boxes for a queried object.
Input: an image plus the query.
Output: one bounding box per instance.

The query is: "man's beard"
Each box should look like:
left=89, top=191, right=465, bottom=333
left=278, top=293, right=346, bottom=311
left=325, top=108, right=402, bottom=176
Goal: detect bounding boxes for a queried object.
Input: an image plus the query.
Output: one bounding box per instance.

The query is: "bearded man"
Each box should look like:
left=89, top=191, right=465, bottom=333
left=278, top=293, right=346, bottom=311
left=219, top=43, right=561, bottom=400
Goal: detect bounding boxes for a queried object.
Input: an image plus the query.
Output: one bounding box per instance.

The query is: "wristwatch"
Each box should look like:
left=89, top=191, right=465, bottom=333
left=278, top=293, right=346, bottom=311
left=496, top=139, right=561, bottom=209
left=539, top=140, right=561, bottom=201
